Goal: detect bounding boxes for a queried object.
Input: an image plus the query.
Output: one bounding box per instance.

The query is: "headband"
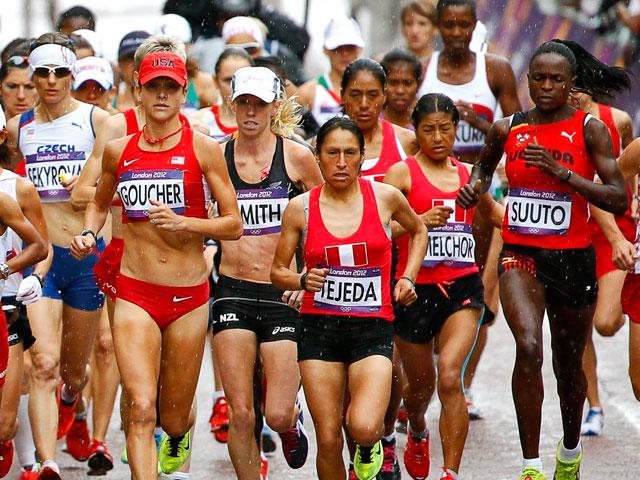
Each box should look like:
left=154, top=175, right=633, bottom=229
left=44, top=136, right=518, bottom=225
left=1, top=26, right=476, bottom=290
left=28, top=44, right=76, bottom=76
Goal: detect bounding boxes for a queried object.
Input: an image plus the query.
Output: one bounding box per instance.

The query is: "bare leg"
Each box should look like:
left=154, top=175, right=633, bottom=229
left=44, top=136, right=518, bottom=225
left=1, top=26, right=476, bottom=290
left=300, top=360, right=347, bottom=480
left=260, top=340, right=300, bottom=433
left=0, top=343, right=24, bottom=442
left=629, top=322, right=640, bottom=401
left=213, top=329, right=260, bottom=479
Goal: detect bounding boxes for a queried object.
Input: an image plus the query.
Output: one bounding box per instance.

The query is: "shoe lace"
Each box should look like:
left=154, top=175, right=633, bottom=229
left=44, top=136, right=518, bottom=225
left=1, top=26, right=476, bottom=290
left=168, top=436, right=183, bottom=457
left=521, top=467, right=541, bottom=480
left=358, top=446, right=373, bottom=464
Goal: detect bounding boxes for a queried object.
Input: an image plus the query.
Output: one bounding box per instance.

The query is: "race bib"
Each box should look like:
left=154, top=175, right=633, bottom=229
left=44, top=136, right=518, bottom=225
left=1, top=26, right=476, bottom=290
left=314, top=266, right=382, bottom=313
left=25, top=151, right=86, bottom=202
left=507, top=187, right=571, bottom=236
left=237, top=187, right=289, bottom=236
left=423, top=223, right=475, bottom=268
left=118, top=169, right=185, bottom=219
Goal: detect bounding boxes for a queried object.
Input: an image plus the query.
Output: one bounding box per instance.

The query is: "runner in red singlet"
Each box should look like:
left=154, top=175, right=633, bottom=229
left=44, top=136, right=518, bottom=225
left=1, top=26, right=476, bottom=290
left=271, top=116, right=427, bottom=480
left=384, top=93, right=503, bottom=480
left=565, top=84, right=635, bottom=437
left=70, top=35, right=207, bottom=473
left=612, top=138, right=640, bottom=404
left=70, top=51, right=242, bottom=479
left=339, top=58, right=417, bottom=477
left=457, top=40, right=629, bottom=480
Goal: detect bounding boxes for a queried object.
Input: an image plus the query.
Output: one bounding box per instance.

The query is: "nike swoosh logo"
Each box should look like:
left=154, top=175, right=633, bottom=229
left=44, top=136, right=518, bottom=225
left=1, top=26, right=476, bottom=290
left=123, top=159, right=138, bottom=167
left=172, top=296, right=192, bottom=303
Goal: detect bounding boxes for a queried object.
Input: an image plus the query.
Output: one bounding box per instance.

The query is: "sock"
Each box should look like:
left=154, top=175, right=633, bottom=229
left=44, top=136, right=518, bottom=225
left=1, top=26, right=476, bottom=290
left=409, top=425, right=428, bottom=440
left=523, top=457, right=543, bottom=471
left=41, top=460, right=59, bottom=472
left=75, top=411, right=87, bottom=421
left=15, top=395, right=36, bottom=468
left=169, top=473, right=190, bottom=480
left=213, top=390, right=224, bottom=403
left=382, top=433, right=395, bottom=443
left=442, top=468, right=459, bottom=479
left=154, top=427, right=164, bottom=437
left=560, top=441, right=582, bottom=462
left=589, top=406, right=603, bottom=414
left=60, top=384, right=77, bottom=405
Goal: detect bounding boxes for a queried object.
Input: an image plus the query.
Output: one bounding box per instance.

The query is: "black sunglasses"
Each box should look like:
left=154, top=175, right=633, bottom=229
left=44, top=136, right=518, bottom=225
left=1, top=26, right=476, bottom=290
left=32, top=65, right=72, bottom=78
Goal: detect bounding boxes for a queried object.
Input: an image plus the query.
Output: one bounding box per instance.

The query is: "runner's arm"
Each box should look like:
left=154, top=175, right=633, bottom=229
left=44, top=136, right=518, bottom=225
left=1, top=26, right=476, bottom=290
left=286, top=140, right=324, bottom=191
left=476, top=192, right=505, bottom=229
left=16, top=178, right=52, bottom=277
left=389, top=186, right=427, bottom=284
left=271, top=196, right=309, bottom=291
left=0, top=192, right=48, bottom=274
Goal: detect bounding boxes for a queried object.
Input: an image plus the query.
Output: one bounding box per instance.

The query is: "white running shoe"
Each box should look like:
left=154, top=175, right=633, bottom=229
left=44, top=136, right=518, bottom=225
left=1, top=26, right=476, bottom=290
left=580, top=408, right=603, bottom=436
left=464, top=388, right=482, bottom=420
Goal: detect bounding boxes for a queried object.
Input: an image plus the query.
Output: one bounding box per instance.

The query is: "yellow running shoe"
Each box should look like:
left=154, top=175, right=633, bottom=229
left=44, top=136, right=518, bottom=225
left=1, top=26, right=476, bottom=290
left=520, top=466, right=547, bottom=480
left=553, top=441, right=582, bottom=480
left=158, top=432, right=192, bottom=474
left=354, top=440, right=383, bottom=480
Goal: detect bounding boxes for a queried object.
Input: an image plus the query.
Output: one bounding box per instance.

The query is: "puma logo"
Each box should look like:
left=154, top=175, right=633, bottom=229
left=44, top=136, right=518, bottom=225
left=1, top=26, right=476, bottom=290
left=561, top=131, right=576, bottom=143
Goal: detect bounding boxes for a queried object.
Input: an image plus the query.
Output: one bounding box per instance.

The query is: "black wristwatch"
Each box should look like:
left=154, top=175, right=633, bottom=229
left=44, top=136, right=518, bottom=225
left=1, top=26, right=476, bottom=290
left=30, top=272, right=45, bottom=287
left=80, top=229, right=97, bottom=243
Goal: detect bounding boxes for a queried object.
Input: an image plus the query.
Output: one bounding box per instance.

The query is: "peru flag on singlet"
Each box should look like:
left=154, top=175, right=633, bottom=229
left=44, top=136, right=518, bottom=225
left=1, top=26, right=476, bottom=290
left=432, top=199, right=467, bottom=223
left=325, top=243, right=368, bottom=267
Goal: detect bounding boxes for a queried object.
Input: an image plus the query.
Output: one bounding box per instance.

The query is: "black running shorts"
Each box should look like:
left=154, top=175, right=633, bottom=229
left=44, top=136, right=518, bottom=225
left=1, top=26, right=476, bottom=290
left=4, top=297, right=36, bottom=350
left=298, top=314, right=393, bottom=364
left=211, top=275, right=299, bottom=343
left=498, top=244, right=597, bottom=309
left=394, top=273, right=485, bottom=344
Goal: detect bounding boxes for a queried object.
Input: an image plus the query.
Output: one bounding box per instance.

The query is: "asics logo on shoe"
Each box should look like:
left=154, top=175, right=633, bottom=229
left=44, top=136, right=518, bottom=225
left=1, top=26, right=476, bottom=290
left=172, top=296, right=192, bottom=303
left=123, top=158, right=139, bottom=167
left=219, top=313, right=238, bottom=322
left=272, top=326, right=295, bottom=335
left=561, top=131, right=576, bottom=143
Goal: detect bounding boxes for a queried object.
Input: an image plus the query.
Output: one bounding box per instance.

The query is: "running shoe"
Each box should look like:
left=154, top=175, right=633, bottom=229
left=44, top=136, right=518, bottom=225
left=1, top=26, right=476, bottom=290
left=354, top=441, right=383, bottom=480
left=65, top=418, right=91, bottom=461
left=87, top=439, right=114, bottom=473
left=520, top=467, right=546, bottom=480
left=56, top=382, right=79, bottom=439
left=0, top=441, right=13, bottom=478
left=580, top=408, right=603, bottom=436
left=440, top=468, right=458, bottom=479
left=379, top=436, right=401, bottom=480
left=158, top=432, right=192, bottom=474
left=396, top=404, right=408, bottom=434
left=36, top=463, right=61, bottom=480
left=262, top=425, right=277, bottom=454
left=404, top=432, right=430, bottom=480
left=553, top=441, right=582, bottom=480
left=19, top=466, right=38, bottom=480
left=209, top=397, right=229, bottom=443
left=464, top=388, right=482, bottom=420
left=260, top=452, right=269, bottom=480
left=278, top=410, right=308, bottom=469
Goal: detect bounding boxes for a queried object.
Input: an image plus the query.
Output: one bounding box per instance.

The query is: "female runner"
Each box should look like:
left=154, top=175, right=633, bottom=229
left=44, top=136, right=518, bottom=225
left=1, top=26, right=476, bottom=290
left=380, top=49, right=422, bottom=131
left=271, top=116, right=427, bottom=480
left=384, top=93, right=502, bottom=480
left=71, top=51, right=242, bottom=479
left=457, top=40, right=628, bottom=480
left=191, top=48, right=253, bottom=142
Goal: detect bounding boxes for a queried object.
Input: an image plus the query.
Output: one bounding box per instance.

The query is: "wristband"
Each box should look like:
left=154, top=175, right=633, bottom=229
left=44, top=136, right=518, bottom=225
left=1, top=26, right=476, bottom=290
left=299, top=272, right=309, bottom=291
left=561, top=169, right=572, bottom=183
left=399, top=276, right=415, bottom=288
left=80, top=229, right=97, bottom=243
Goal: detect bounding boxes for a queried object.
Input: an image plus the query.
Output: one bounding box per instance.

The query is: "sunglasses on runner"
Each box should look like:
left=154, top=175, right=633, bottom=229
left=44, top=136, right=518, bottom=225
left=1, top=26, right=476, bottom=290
left=4, top=56, right=29, bottom=67
left=226, top=42, right=261, bottom=56
left=32, top=65, right=72, bottom=78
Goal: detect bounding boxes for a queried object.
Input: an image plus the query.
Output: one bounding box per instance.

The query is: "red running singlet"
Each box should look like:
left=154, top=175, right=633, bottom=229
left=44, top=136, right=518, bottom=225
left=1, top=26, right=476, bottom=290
left=301, top=178, right=394, bottom=320
left=502, top=110, right=595, bottom=249
left=116, top=126, right=207, bottom=223
left=360, top=119, right=405, bottom=182
left=396, top=157, right=478, bottom=284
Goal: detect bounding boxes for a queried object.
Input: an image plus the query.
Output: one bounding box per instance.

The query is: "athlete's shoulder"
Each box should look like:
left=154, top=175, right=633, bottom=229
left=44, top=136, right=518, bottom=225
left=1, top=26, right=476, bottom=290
left=189, top=116, right=210, bottom=135
left=283, top=135, right=314, bottom=158
left=611, top=107, right=633, bottom=130
left=104, top=134, right=132, bottom=159
left=296, top=80, right=317, bottom=107
left=193, top=128, right=222, bottom=152
left=99, top=112, right=128, bottom=139
left=485, top=52, right=513, bottom=70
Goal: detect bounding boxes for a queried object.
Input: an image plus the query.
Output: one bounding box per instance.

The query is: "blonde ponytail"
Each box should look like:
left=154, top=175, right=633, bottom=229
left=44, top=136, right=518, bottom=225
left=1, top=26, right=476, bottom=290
left=271, top=91, right=302, bottom=138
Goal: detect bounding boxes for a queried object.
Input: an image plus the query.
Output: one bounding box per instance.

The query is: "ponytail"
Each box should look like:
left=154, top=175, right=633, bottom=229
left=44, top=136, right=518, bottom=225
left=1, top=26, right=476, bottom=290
left=531, top=39, right=631, bottom=100
left=271, top=89, right=302, bottom=138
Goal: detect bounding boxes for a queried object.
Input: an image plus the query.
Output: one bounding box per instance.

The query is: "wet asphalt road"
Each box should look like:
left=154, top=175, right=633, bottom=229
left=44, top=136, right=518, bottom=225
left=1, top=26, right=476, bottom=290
left=8, top=311, right=640, bottom=479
